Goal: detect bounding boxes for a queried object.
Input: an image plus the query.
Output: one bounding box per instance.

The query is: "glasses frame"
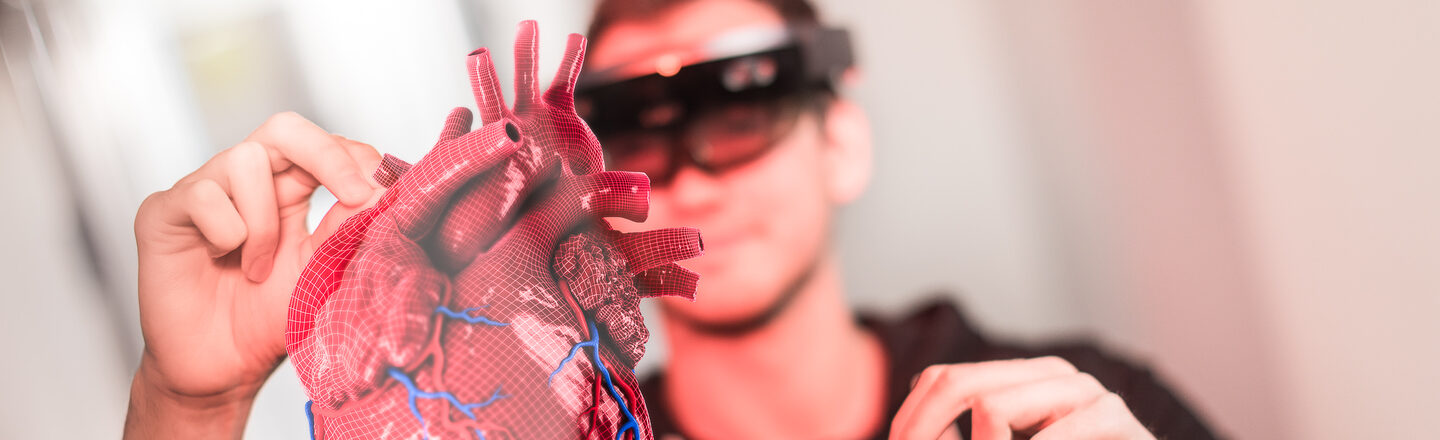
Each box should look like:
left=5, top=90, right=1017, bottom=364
left=601, top=91, right=832, bottom=186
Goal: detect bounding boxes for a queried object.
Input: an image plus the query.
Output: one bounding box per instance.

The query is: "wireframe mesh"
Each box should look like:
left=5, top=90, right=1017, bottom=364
left=285, top=21, right=702, bottom=440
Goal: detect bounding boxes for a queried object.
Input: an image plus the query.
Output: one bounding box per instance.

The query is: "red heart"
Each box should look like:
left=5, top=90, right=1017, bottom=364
left=285, top=21, right=702, bottom=440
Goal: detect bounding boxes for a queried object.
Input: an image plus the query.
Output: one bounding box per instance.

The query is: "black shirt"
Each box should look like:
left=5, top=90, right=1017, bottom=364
left=640, top=299, right=1219, bottom=439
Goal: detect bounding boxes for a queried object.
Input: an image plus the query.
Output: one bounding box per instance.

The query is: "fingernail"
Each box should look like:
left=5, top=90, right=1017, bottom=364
left=248, top=254, right=274, bottom=283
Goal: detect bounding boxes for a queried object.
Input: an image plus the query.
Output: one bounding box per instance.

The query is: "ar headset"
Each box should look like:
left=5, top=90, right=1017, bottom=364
left=575, top=25, right=854, bottom=185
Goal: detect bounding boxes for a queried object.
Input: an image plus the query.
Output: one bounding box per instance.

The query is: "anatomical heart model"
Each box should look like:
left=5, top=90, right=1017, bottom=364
left=286, top=21, right=702, bottom=440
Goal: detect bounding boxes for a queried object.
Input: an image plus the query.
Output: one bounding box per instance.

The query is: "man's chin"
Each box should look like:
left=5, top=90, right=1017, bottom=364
left=658, top=240, right=826, bottom=337
left=659, top=288, right=801, bottom=337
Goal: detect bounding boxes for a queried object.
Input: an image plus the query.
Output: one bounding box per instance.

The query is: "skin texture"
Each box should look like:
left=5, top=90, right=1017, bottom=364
left=127, top=112, right=384, bottom=438
left=125, top=0, right=1153, bottom=438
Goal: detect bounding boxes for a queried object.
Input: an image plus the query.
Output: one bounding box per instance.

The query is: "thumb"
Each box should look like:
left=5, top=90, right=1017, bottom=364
left=309, top=190, right=383, bottom=247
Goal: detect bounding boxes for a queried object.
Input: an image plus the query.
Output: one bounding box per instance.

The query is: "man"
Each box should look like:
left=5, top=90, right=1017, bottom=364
left=124, top=0, right=1215, bottom=438
left=578, top=0, right=1213, bottom=439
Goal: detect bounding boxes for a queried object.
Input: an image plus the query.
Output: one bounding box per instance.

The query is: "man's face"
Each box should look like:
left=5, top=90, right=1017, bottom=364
left=590, top=0, right=837, bottom=329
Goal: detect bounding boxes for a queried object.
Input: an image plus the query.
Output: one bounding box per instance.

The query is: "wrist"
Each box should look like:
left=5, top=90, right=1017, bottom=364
left=124, top=356, right=260, bottom=439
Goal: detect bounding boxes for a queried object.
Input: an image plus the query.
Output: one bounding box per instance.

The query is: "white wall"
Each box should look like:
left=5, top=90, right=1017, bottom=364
left=965, top=1, right=1440, bottom=438
left=818, top=0, right=1081, bottom=338
left=0, top=43, right=132, bottom=440
left=1197, top=1, right=1440, bottom=438
left=979, top=2, right=1286, bottom=437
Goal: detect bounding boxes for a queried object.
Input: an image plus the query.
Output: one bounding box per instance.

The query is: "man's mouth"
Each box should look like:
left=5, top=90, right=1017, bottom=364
left=689, top=222, right=752, bottom=251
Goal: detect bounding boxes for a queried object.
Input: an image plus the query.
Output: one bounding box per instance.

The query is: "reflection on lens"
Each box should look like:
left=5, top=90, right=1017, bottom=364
left=606, top=133, right=674, bottom=182
left=690, top=98, right=803, bottom=169
left=600, top=96, right=812, bottom=186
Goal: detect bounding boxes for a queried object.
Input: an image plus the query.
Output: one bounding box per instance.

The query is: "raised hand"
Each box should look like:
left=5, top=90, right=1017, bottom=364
left=889, top=357, right=1155, bottom=440
left=126, top=112, right=382, bottom=439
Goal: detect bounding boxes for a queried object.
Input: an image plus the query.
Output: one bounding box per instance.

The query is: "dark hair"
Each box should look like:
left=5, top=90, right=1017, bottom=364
left=586, top=0, right=822, bottom=49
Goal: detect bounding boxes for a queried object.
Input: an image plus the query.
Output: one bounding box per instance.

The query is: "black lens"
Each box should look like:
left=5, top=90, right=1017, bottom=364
left=688, top=97, right=805, bottom=170
left=603, top=131, right=677, bottom=184
left=600, top=96, right=812, bottom=186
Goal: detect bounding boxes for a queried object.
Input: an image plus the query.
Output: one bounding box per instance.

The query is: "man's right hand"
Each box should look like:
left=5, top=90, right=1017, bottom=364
left=125, top=112, right=382, bottom=439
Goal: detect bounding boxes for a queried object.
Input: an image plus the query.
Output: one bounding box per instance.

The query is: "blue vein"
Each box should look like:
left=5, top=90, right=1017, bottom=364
left=550, top=321, right=642, bottom=440
left=306, top=305, right=508, bottom=439
left=586, top=321, right=642, bottom=440
left=548, top=332, right=599, bottom=386
left=387, top=367, right=509, bottom=440
left=436, top=305, right=509, bottom=326
left=305, top=400, right=316, bottom=440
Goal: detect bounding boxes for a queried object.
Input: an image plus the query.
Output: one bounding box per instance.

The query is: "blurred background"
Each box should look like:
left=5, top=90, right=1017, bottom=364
left=2, top=0, right=1436, bottom=438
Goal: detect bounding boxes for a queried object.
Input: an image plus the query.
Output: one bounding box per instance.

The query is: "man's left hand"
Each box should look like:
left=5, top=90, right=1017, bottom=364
left=889, top=356, right=1155, bottom=440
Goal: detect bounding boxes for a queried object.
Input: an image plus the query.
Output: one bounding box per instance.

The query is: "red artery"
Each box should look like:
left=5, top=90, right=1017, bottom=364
left=285, top=21, right=702, bottom=440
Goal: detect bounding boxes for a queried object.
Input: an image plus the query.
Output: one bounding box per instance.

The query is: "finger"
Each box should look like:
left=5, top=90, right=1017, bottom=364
left=244, top=111, right=372, bottom=206
left=1030, top=393, right=1154, bottom=440
left=159, top=178, right=247, bottom=257
left=970, top=373, right=1108, bottom=440
left=939, top=424, right=962, bottom=440
left=333, top=135, right=383, bottom=188
left=218, top=142, right=282, bottom=283
left=513, top=20, right=542, bottom=114
left=286, top=136, right=384, bottom=243
left=467, top=48, right=508, bottom=124
left=891, top=357, right=1078, bottom=440
left=309, top=195, right=376, bottom=246
left=267, top=144, right=378, bottom=220
left=545, top=33, right=587, bottom=106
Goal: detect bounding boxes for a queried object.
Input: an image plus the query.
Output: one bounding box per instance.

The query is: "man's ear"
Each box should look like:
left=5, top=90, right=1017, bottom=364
left=820, top=98, right=872, bottom=205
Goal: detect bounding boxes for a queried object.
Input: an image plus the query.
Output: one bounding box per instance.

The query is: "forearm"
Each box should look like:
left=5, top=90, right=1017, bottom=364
left=123, top=358, right=258, bottom=440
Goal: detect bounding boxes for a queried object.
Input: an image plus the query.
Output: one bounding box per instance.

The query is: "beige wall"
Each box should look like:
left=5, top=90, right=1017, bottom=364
left=966, top=1, right=1439, bottom=438
left=981, top=1, right=1287, bottom=437
left=1198, top=1, right=1440, bottom=438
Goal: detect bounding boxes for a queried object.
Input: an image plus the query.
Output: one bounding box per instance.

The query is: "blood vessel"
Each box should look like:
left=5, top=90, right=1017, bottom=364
left=286, top=21, right=702, bottom=440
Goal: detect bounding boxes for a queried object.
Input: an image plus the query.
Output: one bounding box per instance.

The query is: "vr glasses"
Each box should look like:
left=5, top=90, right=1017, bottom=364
left=575, top=25, right=854, bottom=184
left=577, top=25, right=853, bottom=135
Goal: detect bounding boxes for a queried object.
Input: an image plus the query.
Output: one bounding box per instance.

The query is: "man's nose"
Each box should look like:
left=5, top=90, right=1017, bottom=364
left=660, top=164, right=726, bottom=216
